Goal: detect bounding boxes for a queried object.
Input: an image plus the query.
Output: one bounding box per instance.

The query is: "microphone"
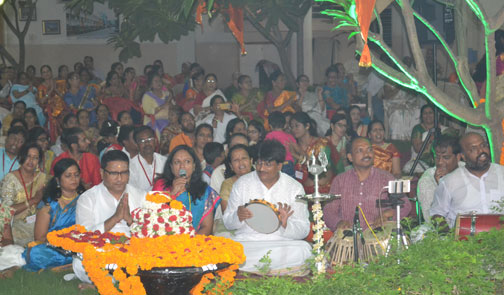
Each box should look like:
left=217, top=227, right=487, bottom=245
left=353, top=206, right=360, bottom=224
left=179, top=169, right=187, bottom=178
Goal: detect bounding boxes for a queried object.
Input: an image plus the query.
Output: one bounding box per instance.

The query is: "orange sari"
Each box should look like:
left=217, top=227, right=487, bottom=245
left=372, top=142, right=400, bottom=173
left=38, top=80, right=67, bottom=143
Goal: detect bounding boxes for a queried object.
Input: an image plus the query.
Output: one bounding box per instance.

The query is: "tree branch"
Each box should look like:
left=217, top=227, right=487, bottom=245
left=1, top=8, right=20, bottom=37
left=22, top=0, right=38, bottom=36
left=489, top=6, right=504, bottom=31
left=0, top=45, right=19, bottom=67
left=8, top=0, right=21, bottom=33
left=244, top=9, right=280, bottom=47
left=282, top=29, right=294, bottom=48
left=485, top=31, right=496, bottom=120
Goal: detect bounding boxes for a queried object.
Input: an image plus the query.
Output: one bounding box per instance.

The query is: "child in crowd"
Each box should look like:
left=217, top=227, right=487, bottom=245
left=202, top=142, right=225, bottom=184
left=264, top=111, right=296, bottom=177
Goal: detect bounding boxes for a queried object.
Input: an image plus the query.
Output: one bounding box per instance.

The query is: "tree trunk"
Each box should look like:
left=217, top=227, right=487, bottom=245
left=276, top=43, right=296, bottom=88
left=296, top=18, right=304, bottom=77
left=18, top=37, right=25, bottom=71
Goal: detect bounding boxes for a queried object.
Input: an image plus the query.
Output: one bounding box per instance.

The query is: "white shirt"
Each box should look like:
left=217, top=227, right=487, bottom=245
left=209, top=164, right=226, bottom=193
left=223, top=171, right=310, bottom=241
left=366, top=71, right=385, bottom=97
left=129, top=153, right=167, bottom=191
left=417, top=162, right=465, bottom=222
left=76, top=182, right=146, bottom=235
left=430, top=163, right=504, bottom=227
left=200, top=112, right=237, bottom=144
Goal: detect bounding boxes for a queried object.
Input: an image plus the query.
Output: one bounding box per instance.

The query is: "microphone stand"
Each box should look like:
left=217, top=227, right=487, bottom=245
left=352, top=206, right=363, bottom=263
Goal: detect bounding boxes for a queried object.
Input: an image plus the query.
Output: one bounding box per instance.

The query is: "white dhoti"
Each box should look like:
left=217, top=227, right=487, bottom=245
left=236, top=240, right=312, bottom=274
left=0, top=245, right=26, bottom=271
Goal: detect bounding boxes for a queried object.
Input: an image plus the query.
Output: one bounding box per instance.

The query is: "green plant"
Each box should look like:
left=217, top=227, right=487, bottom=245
left=254, top=250, right=272, bottom=275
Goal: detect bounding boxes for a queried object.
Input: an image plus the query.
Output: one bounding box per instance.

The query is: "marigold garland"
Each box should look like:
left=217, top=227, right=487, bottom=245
left=48, top=226, right=245, bottom=295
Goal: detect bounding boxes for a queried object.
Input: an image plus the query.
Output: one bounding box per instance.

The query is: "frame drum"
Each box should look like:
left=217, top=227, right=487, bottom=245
left=245, top=200, right=281, bottom=234
left=455, top=214, right=504, bottom=240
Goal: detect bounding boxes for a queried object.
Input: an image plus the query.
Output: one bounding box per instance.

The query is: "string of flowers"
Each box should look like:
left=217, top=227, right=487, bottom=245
left=311, top=202, right=326, bottom=274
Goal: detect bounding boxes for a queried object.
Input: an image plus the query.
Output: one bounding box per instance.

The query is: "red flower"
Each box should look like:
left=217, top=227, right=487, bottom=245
left=144, top=213, right=151, bottom=219
left=165, top=225, right=173, bottom=232
left=157, top=217, right=164, bottom=223
left=180, top=227, right=185, bottom=234
left=141, top=227, right=148, bottom=236
left=169, top=215, right=177, bottom=222
left=179, top=211, right=185, bottom=217
left=153, top=224, right=159, bottom=231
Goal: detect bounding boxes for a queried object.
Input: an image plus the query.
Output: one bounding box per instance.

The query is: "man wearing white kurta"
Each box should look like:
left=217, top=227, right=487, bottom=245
left=73, top=150, right=146, bottom=284
left=128, top=126, right=167, bottom=191
left=223, top=140, right=312, bottom=274
left=430, top=133, right=504, bottom=228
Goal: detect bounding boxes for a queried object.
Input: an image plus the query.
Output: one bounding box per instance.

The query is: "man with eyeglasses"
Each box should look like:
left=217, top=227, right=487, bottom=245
left=431, top=133, right=504, bottom=228
left=73, top=150, right=146, bottom=285
left=51, top=127, right=101, bottom=189
left=323, top=137, right=411, bottom=232
left=129, top=126, right=167, bottom=191
left=223, top=140, right=312, bottom=274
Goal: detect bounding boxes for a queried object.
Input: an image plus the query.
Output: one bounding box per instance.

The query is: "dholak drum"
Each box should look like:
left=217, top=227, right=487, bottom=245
left=325, top=228, right=362, bottom=266
left=245, top=199, right=281, bottom=234
left=362, top=222, right=394, bottom=261
left=455, top=214, right=504, bottom=240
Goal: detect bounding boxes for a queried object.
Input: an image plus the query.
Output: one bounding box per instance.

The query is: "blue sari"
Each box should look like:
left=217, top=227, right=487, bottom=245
left=22, top=196, right=79, bottom=272
left=176, top=186, right=221, bottom=231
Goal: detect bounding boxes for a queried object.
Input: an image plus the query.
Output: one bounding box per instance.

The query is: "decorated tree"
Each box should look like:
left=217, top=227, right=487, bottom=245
left=66, top=0, right=312, bottom=86
left=0, top=0, right=38, bottom=70
left=323, top=0, right=504, bottom=162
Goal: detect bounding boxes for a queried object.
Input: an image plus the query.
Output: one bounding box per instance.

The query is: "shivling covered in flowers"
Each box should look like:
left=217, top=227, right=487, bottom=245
left=47, top=191, right=245, bottom=295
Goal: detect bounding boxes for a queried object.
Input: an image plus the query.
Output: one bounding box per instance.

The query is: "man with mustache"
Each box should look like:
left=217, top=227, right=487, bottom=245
left=169, top=112, right=195, bottom=153
left=323, top=137, right=411, bottom=231
left=417, top=135, right=464, bottom=222
left=430, top=132, right=504, bottom=228
left=128, top=126, right=167, bottom=191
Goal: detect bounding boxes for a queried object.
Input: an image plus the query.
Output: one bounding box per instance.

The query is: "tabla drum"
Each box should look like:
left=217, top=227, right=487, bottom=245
left=325, top=228, right=361, bottom=266
left=362, top=222, right=394, bottom=261
left=245, top=199, right=281, bottom=234
left=455, top=214, right=504, bottom=240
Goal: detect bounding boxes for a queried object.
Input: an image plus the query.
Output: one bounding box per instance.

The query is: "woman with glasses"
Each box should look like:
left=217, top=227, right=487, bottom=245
left=153, top=145, right=221, bottom=235
left=27, top=127, right=55, bottom=175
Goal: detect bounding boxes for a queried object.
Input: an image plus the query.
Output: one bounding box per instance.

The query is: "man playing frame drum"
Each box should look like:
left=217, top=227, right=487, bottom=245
left=223, top=140, right=312, bottom=275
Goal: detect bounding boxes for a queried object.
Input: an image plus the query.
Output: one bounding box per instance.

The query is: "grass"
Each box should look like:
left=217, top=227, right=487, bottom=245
left=0, top=269, right=98, bottom=295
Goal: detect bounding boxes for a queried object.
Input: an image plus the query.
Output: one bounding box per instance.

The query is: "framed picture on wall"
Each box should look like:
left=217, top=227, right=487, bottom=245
left=19, top=1, right=36, bottom=21
left=42, top=20, right=61, bottom=35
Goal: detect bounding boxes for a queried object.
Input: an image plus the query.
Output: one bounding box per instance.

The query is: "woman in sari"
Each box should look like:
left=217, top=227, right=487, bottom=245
left=10, top=72, right=45, bottom=126
left=289, top=112, right=333, bottom=194
left=322, top=64, right=356, bottom=118
left=122, top=67, right=137, bottom=101
left=231, top=75, right=263, bottom=120
left=193, top=73, right=228, bottom=121
left=37, top=65, right=67, bottom=144
left=64, top=72, right=97, bottom=123
left=23, top=158, right=85, bottom=271
left=368, top=120, right=401, bottom=178
left=28, top=127, right=54, bottom=175
left=348, top=105, right=368, bottom=138
left=77, top=109, right=99, bottom=155
left=94, top=104, right=111, bottom=132
left=1, top=142, right=49, bottom=246
left=326, top=113, right=349, bottom=175
left=263, top=71, right=299, bottom=121
left=141, top=72, right=173, bottom=137
left=100, top=71, right=128, bottom=101
left=181, top=71, right=204, bottom=111
left=153, top=145, right=220, bottom=235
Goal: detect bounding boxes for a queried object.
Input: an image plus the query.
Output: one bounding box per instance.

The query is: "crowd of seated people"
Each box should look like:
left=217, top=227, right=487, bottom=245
left=0, top=55, right=502, bottom=283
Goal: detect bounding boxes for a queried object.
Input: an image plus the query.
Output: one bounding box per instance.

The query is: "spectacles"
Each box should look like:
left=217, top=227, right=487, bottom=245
left=256, top=160, right=276, bottom=168
left=138, top=137, right=155, bottom=144
left=206, top=79, right=216, bottom=83
left=104, top=169, right=130, bottom=177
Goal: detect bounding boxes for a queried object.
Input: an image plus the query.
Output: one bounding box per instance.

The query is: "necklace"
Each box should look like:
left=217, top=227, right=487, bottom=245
left=19, top=170, right=35, bottom=203
left=61, top=193, right=78, bottom=201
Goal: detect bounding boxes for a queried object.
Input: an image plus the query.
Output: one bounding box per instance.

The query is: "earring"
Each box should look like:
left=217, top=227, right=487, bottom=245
left=56, top=181, right=60, bottom=188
